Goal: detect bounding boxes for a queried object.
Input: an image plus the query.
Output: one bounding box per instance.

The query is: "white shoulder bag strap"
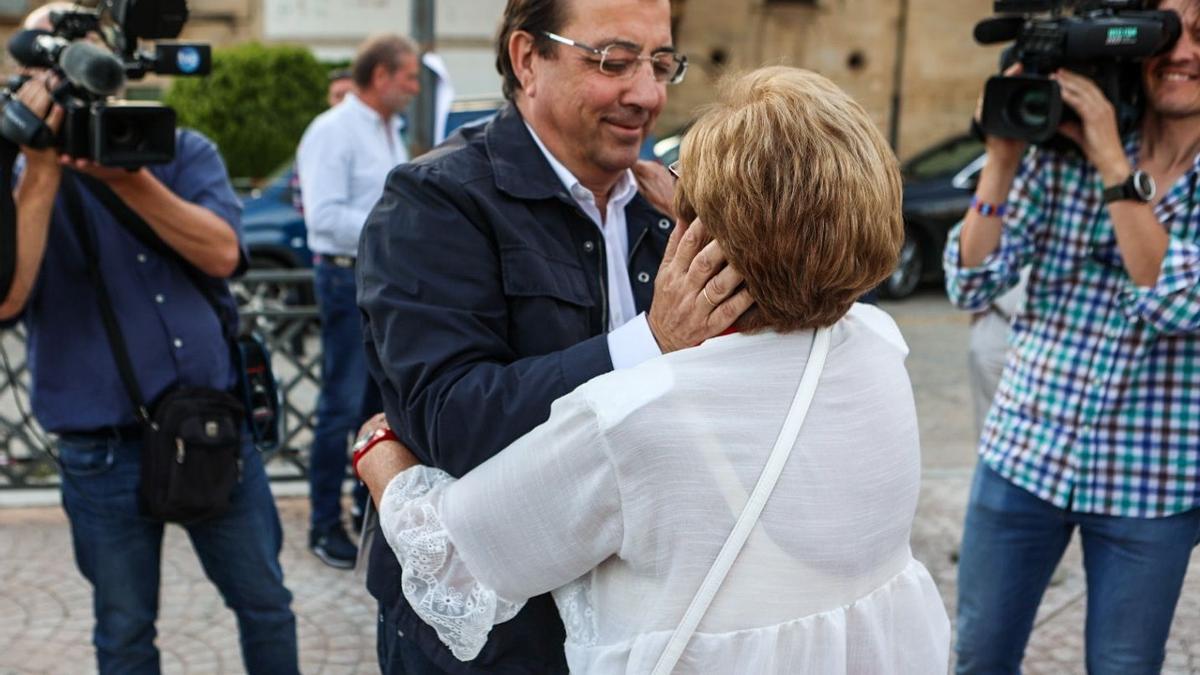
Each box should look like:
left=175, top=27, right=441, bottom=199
left=650, top=325, right=833, bottom=675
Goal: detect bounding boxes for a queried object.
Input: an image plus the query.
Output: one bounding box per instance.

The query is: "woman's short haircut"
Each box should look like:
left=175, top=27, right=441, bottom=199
left=675, top=66, right=903, bottom=332
left=352, top=34, right=417, bottom=89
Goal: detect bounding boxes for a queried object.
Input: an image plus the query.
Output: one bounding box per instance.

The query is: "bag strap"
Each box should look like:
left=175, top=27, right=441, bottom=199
left=74, top=173, right=239, bottom=344
left=650, top=325, right=833, bottom=675
left=0, top=140, right=18, bottom=304
left=60, top=174, right=155, bottom=427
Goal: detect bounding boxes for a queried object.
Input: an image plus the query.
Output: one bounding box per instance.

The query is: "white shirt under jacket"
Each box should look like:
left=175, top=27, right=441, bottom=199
left=379, top=303, right=950, bottom=674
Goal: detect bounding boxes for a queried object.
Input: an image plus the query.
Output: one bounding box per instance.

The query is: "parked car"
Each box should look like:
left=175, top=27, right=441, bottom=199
left=238, top=97, right=508, bottom=273
left=882, top=133, right=986, bottom=299
left=240, top=162, right=310, bottom=271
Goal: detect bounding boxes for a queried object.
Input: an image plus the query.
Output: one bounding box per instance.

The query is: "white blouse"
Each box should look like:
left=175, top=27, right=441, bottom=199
left=380, top=304, right=950, bottom=673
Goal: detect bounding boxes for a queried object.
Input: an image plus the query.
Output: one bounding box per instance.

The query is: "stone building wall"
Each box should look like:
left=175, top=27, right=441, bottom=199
left=666, top=0, right=1006, bottom=159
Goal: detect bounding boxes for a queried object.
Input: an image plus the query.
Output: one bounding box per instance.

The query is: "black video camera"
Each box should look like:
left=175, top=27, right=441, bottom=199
left=975, top=0, right=1181, bottom=144
left=0, top=0, right=211, bottom=167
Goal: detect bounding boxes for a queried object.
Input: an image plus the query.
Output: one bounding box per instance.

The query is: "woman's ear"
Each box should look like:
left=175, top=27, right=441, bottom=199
left=674, top=189, right=698, bottom=226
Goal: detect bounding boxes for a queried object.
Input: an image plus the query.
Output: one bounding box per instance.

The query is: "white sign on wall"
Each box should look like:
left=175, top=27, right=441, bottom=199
left=263, top=0, right=506, bottom=98
left=264, top=0, right=410, bottom=41
left=265, top=0, right=506, bottom=41
left=437, top=0, right=506, bottom=39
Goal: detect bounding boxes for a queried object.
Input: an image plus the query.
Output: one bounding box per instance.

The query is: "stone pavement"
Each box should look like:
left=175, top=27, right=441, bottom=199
left=0, top=291, right=1196, bottom=674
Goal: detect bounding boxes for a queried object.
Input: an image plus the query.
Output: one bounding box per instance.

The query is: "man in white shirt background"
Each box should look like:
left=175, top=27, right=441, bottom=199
left=296, top=33, right=420, bottom=569
left=327, top=68, right=355, bottom=108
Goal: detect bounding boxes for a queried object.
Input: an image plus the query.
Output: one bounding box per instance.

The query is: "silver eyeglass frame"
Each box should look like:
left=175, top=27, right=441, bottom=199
left=541, top=31, right=688, bottom=85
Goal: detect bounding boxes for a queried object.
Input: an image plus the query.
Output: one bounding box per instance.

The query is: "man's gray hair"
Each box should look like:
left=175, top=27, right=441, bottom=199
left=352, top=34, right=418, bottom=89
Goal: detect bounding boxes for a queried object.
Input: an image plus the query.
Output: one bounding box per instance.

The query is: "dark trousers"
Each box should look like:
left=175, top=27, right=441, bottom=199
left=378, top=602, right=450, bottom=675
left=311, top=260, right=376, bottom=530
left=58, top=433, right=298, bottom=674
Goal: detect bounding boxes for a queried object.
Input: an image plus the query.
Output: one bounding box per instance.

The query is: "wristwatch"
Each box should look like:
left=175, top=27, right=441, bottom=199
left=1103, top=170, right=1155, bottom=204
left=351, top=426, right=398, bottom=480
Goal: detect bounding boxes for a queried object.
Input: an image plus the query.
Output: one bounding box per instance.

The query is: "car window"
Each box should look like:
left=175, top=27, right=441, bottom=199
left=654, top=135, right=681, bottom=167
left=904, top=136, right=984, bottom=180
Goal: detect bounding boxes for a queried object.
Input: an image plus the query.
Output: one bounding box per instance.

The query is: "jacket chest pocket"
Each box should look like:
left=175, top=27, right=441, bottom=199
left=500, top=247, right=596, bottom=350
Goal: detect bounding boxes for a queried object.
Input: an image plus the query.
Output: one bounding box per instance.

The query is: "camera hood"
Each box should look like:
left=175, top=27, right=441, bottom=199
left=982, top=74, right=1065, bottom=142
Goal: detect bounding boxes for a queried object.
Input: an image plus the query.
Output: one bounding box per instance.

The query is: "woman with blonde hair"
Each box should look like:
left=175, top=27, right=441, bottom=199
left=357, top=66, right=950, bottom=673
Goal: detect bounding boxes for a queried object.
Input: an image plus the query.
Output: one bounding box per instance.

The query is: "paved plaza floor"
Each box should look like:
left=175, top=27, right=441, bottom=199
left=0, top=291, right=1197, bottom=674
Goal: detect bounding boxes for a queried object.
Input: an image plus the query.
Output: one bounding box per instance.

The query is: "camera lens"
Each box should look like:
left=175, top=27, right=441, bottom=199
left=107, top=117, right=140, bottom=148
left=1012, top=88, right=1050, bottom=129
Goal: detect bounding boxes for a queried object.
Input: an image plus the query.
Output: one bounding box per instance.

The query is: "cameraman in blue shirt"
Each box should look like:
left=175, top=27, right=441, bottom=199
left=0, top=6, right=298, bottom=673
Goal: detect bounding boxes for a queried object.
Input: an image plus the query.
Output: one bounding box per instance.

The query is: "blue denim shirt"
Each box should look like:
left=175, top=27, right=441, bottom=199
left=15, top=130, right=244, bottom=433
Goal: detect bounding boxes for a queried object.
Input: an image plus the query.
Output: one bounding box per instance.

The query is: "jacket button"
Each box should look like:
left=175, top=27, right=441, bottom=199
left=583, top=241, right=596, bottom=253
left=637, top=271, right=651, bottom=283
left=658, top=218, right=671, bottom=230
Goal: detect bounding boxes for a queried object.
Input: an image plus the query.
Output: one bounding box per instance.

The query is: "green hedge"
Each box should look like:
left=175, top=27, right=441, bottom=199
left=165, top=43, right=328, bottom=180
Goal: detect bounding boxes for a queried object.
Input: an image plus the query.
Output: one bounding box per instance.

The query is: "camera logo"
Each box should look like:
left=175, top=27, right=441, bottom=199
left=176, top=47, right=202, bottom=74
left=1107, top=26, right=1140, bottom=46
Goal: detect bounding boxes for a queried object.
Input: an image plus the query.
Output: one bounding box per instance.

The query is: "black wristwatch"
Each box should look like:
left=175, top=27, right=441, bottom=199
left=1103, top=170, right=1155, bottom=204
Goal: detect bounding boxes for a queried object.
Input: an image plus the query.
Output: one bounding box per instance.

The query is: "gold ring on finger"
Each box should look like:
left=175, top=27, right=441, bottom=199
left=702, top=286, right=719, bottom=308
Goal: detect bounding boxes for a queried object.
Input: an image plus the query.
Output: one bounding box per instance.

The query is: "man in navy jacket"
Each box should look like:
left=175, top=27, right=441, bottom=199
left=357, top=0, right=752, bottom=671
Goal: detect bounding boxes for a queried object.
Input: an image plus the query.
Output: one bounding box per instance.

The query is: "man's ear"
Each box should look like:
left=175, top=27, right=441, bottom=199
left=370, top=63, right=391, bottom=90
left=509, top=30, right=539, bottom=98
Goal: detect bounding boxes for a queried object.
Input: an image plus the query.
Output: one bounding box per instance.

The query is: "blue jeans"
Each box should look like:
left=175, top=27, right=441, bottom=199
left=956, top=462, right=1200, bottom=675
left=312, top=261, right=375, bottom=530
left=58, top=432, right=298, bottom=675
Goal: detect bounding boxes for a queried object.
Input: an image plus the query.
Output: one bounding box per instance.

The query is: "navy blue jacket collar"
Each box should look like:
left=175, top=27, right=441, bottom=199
left=484, top=103, right=671, bottom=255
left=486, top=103, right=568, bottom=201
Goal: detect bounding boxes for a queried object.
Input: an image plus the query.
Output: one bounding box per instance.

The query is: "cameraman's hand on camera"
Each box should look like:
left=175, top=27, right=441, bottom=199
left=14, top=73, right=63, bottom=172
left=962, top=63, right=1029, bottom=268
left=58, top=156, right=142, bottom=187
left=976, top=64, right=1029, bottom=171
left=2, top=74, right=63, bottom=319
left=1056, top=70, right=1168, bottom=286
left=1053, top=69, right=1131, bottom=185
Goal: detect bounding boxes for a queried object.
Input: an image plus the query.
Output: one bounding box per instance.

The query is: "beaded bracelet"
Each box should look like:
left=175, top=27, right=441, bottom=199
left=971, top=195, right=1007, bottom=218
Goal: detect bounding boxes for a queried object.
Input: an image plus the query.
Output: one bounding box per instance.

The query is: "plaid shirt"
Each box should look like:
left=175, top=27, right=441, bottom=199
left=944, top=133, right=1200, bottom=519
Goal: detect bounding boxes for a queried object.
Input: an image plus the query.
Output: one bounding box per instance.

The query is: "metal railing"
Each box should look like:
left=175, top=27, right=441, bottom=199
left=0, top=269, right=325, bottom=488
left=0, top=324, right=54, bottom=487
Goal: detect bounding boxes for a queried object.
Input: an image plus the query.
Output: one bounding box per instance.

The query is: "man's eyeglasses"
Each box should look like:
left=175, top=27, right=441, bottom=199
left=668, top=160, right=681, bottom=180
left=542, top=31, right=688, bottom=85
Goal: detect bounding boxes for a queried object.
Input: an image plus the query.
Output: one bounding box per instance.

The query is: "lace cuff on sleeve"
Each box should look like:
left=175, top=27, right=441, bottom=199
left=379, top=466, right=527, bottom=661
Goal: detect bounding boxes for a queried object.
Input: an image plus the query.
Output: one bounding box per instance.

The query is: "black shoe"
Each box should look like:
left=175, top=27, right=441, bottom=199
left=309, top=522, right=357, bottom=569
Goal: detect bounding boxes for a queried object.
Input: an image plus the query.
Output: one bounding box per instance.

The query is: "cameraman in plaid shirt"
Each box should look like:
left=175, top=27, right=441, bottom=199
left=946, top=1, right=1200, bottom=672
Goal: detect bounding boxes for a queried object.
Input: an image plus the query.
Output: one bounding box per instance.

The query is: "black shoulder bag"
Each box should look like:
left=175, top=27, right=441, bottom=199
left=61, top=174, right=256, bottom=523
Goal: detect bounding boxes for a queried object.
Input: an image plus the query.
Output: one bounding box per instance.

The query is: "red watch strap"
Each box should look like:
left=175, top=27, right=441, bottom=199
left=352, top=428, right=398, bottom=480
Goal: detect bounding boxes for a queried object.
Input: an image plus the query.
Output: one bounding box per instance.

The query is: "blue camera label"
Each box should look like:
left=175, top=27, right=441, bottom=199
left=176, top=47, right=202, bottom=74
